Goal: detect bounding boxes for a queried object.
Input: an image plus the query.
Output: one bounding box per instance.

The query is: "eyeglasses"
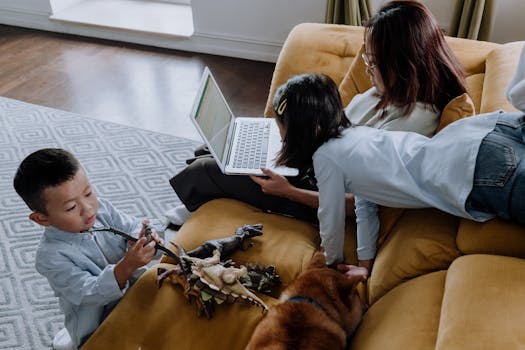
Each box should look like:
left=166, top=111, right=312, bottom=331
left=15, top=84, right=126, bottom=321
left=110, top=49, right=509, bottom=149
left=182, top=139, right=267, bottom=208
left=362, top=52, right=376, bottom=70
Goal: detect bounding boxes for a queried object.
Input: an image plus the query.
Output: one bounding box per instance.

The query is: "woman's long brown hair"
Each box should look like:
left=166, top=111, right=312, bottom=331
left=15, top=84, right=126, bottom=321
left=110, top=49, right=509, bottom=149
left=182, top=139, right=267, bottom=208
left=365, top=0, right=467, bottom=115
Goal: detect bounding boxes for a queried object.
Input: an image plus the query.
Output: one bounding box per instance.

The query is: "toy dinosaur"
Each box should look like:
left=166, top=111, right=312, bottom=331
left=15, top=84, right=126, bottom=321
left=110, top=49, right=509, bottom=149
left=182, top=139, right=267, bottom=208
left=91, top=224, right=280, bottom=318
left=157, top=224, right=281, bottom=318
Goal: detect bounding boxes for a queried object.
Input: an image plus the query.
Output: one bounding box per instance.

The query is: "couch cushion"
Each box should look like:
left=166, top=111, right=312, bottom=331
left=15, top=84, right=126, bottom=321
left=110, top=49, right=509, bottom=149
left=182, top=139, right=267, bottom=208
left=368, top=209, right=460, bottom=304
left=436, top=93, right=475, bottom=132
left=338, top=44, right=372, bottom=107
left=445, top=36, right=497, bottom=77
left=456, top=218, right=525, bottom=258
left=435, top=255, right=525, bottom=350
left=264, top=23, right=364, bottom=116
left=350, top=271, right=446, bottom=350
left=481, top=42, right=524, bottom=114
left=83, top=263, right=276, bottom=350
left=343, top=217, right=358, bottom=265
left=163, top=198, right=320, bottom=291
left=466, top=74, right=485, bottom=114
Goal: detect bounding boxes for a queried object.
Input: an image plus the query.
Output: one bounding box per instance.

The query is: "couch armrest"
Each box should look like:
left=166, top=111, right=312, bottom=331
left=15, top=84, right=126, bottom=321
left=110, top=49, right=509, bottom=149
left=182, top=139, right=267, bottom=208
left=481, top=42, right=525, bottom=113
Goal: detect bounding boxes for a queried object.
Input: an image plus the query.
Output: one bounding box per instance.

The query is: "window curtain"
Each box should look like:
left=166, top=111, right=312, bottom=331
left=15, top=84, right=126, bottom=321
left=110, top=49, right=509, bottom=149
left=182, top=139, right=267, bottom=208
left=325, top=0, right=372, bottom=26
left=449, top=0, right=495, bottom=41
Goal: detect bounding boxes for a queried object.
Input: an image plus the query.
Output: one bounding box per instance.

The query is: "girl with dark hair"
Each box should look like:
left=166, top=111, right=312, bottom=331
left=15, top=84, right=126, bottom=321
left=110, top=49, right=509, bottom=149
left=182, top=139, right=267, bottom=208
left=275, top=66, right=525, bottom=276
left=167, top=1, right=467, bottom=268
left=272, top=73, right=350, bottom=169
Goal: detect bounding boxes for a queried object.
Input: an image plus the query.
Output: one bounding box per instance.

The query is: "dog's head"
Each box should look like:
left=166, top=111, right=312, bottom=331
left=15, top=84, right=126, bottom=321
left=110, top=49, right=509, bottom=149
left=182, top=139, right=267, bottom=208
left=281, top=252, right=366, bottom=335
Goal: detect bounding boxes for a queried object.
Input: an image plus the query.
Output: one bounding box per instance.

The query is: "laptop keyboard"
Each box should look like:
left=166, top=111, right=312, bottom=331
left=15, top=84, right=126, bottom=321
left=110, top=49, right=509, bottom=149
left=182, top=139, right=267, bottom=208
left=232, top=120, right=270, bottom=169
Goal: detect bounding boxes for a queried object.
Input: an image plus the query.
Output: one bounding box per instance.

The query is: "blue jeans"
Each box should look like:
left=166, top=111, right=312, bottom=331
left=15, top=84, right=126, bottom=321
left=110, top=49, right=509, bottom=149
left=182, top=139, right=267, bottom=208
left=466, top=112, right=525, bottom=224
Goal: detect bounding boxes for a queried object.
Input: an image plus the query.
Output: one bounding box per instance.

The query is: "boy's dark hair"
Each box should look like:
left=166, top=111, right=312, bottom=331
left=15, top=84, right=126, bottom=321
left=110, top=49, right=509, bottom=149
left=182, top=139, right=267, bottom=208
left=365, top=0, right=467, bottom=114
left=13, top=148, right=80, bottom=214
left=273, top=73, right=350, bottom=169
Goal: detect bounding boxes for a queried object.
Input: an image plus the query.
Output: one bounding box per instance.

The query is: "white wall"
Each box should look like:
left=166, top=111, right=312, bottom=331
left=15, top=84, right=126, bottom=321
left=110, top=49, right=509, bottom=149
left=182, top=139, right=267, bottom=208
left=0, top=0, right=50, bottom=15
left=370, top=0, right=462, bottom=34
left=419, top=0, right=457, bottom=34
left=492, top=0, right=525, bottom=43
left=190, top=0, right=325, bottom=60
left=192, top=0, right=325, bottom=44
left=49, top=0, right=84, bottom=13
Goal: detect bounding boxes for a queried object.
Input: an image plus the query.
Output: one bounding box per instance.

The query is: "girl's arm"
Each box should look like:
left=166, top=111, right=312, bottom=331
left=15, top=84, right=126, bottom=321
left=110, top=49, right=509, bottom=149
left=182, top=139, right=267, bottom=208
left=250, top=168, right=356, bottom=215
left=250, top=168, right=318, bottom=208
left=354, top=196, right=380, bottom=273
left=314, top=155, right=347, bottom=265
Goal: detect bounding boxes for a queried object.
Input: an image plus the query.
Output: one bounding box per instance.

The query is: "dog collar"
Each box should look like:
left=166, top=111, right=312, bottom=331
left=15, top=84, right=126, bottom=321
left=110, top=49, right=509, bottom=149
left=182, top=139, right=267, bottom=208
left=288, top=295, right=350, bottom=346
left=287, top=296, right=329, bottom=314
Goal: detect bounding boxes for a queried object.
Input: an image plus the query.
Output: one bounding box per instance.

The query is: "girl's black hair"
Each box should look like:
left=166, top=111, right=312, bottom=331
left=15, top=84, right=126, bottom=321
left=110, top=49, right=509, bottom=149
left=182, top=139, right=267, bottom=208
left=13, top=148, right=80, bottom=214
left=273, top=73, right=350, bottom=169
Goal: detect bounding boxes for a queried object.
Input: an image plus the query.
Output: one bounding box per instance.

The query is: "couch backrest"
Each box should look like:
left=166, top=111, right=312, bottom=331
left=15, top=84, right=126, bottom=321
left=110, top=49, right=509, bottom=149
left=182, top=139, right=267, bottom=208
left=264, top=23, right=364, bottom=116
left=266, top=23, right=523, bottom=118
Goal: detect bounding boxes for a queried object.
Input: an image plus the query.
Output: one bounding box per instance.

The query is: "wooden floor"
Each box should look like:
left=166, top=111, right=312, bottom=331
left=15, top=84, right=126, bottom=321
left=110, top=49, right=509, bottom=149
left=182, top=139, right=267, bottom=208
left=0, top=25, right=276, bottom=141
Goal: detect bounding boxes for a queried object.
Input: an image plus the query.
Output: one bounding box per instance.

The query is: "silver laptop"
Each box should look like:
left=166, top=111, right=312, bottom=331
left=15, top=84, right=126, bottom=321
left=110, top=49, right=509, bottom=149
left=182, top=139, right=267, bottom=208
left=189, top=67, right=299, bottom=177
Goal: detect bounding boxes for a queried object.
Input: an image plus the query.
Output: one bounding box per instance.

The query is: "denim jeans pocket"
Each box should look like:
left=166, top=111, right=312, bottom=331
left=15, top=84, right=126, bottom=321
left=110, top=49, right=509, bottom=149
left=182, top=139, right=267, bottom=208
left=495, top=112, right=525, bottom=129
left=494, top=113, right=525, bottom=144
left=474, top=136, right=517, bottom=187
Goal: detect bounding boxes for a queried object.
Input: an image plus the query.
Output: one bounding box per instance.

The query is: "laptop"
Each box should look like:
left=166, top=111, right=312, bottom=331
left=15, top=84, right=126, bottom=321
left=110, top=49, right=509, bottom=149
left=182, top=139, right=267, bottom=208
left=189, top=67, right=299, bottom=177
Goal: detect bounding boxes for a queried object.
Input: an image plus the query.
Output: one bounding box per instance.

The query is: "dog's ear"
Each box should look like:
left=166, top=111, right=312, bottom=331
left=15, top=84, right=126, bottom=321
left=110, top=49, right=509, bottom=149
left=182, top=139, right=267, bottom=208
left=307, top=251, right=327, bottom=269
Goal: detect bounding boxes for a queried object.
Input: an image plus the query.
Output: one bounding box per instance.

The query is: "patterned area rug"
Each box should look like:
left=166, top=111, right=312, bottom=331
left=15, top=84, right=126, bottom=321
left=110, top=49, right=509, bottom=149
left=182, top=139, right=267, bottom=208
left=0, top=96, right=199, bottom=349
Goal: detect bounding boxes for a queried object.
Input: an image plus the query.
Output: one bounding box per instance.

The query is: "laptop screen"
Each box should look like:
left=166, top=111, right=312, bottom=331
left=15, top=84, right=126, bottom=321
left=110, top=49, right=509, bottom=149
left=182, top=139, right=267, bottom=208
left=193, top=73, right=233, bottom=164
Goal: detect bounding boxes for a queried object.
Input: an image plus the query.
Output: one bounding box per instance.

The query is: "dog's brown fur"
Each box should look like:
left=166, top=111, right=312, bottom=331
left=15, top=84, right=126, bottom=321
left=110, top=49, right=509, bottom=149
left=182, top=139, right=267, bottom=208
left=245, top=252, right=365, bottom=350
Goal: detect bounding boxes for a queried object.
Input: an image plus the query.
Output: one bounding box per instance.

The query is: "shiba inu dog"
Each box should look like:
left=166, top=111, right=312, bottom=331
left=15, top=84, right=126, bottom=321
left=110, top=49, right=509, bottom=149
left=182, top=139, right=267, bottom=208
left=245, top=252, right=365, bottom=350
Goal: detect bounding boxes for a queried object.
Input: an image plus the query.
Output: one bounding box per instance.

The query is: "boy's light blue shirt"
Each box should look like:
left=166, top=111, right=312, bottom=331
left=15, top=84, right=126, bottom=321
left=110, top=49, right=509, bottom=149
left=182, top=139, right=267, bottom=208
left=35, top=198, right=144, bottom=347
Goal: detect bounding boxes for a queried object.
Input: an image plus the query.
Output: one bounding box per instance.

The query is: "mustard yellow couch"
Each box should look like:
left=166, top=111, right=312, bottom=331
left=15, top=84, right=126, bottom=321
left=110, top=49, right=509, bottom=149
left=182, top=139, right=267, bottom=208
left=83, top=24, right=525, bottom=350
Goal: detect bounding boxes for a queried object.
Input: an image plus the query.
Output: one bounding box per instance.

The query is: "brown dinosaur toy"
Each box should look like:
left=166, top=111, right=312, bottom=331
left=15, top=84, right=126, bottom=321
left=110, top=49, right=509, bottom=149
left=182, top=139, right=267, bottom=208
left=157, top=224, right=281, bottom=318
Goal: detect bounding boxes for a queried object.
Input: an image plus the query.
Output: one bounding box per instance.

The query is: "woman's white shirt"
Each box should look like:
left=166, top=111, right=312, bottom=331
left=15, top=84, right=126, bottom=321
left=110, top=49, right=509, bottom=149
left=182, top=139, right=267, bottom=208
left=345, top=87, right=440, bottom=136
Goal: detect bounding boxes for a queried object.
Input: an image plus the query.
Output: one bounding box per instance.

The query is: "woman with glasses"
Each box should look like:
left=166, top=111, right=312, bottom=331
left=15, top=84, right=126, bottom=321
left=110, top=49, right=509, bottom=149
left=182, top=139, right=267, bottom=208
left=167, top=1, right=468, bottom=269
left=346, top=0, right=466, bottom=138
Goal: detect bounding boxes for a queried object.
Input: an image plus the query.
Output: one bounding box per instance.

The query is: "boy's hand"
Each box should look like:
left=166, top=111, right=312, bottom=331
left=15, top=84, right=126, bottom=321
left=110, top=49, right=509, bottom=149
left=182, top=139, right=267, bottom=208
left=114, top=236, right=156, bottom=289
left=125, top=236, right=156, bottom=268
left=138, top=219, right=164, bottom=246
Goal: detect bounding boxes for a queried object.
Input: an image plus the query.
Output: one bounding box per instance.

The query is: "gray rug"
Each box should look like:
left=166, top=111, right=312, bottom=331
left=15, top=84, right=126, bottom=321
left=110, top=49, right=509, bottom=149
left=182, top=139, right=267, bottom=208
left=0, top=96, right=199, bottom=349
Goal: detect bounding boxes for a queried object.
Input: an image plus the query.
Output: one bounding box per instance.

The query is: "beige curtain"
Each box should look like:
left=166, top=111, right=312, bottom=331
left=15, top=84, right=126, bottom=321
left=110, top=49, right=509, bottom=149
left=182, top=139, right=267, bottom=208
left=325, top=0, right=372, bottom=26
left=449, top=0, right=495, bottom=41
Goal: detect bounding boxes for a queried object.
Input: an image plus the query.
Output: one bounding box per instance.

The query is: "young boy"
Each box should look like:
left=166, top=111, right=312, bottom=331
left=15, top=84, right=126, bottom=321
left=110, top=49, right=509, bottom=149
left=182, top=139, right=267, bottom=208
left=13, top=148, right=163, bottom=349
